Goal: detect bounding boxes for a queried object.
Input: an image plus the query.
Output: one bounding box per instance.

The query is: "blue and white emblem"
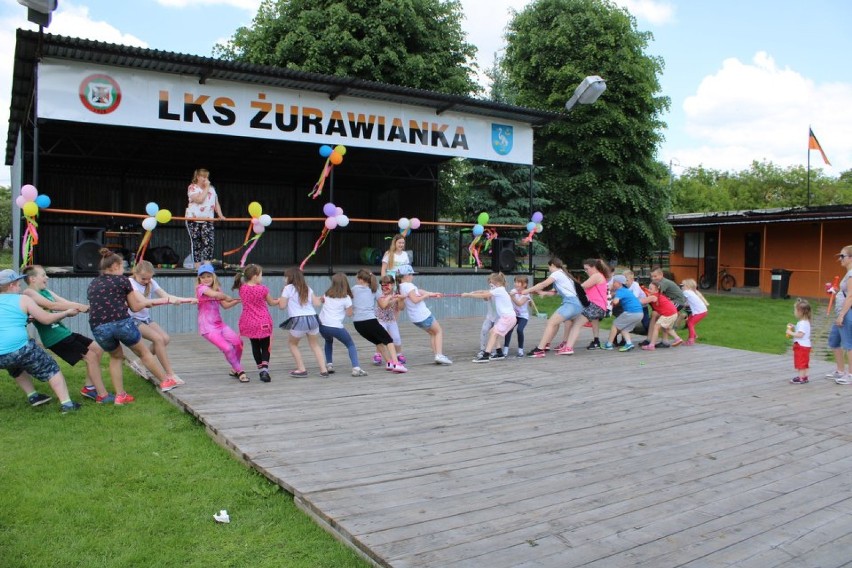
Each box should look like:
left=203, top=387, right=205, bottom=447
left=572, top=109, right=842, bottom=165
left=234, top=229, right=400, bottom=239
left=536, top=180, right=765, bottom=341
left=491, top=124, right=513, bottom=156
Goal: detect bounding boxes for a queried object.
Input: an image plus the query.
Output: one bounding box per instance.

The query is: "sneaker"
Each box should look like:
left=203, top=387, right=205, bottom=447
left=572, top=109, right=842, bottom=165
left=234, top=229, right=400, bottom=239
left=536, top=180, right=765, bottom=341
left=491, top=351, right=506, bottom=361
left=476, top=350, right=486, bottom=359
left=655, top=342, right=670, bottom=349
left=529, top=348, right=546, bottom=358
left=391, top=363, right=408, bottom=373
left=80, top=386, right=98, bottom=400
left=544, top=343, right=551, bottom=352
left=685, top=339, right=695, bottom=346
left=115, top=393, right=135, bottom=405
left=790, top=377, right=809, bottom=384
left=554, top=341, right=567, bottom=351
left=835, top=375, right=852, bottom=385
left=352, top=367, right=368, bottom=377
left=170, top=375, right=186, bottom=386
left=28, top=392, right=52, bottom=407
left=372, top=352, right=383, bottom=366
left=556, top=346, right=574, bottom=356
left=619, top=343, right=635, bottom=352
left=386, top=362, right=395, bottom=372
left=602, top=342, right=614, bottom=351
left=434, top=354, right=453, bottom=365
left=397, top=354, right=407, bottom=364
left=96, top=393, right=115, bottom=404
left=670, top=339, right=684, bottom=347
left=289, top=369, right=308, bottom=378
left=615, top=337, right=627, bottom=347
left=587, top=340, right=601, bottom=350
left=639, top=340, right=650, bottom=347
left=60, top=401, right=81, bottom=413
left=259, top=370, right=271, bottom=383
left=641, top=344, right=656, bottom=351
left=318, top=371, right=330, bottom=378
left=326, top=363, right=335, bottom=374
left=160, top=378, right=179, bottom=392
left=825, top=370, right=846, bottom=380
left=517, top=349, right=525, bottom=358
left=472, top=353, right=491, bottom=363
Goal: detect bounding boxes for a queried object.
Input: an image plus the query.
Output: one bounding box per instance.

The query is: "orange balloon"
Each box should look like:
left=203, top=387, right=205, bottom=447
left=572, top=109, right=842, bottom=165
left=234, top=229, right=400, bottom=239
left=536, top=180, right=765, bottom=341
left=329, top=151, right=343, bottom=165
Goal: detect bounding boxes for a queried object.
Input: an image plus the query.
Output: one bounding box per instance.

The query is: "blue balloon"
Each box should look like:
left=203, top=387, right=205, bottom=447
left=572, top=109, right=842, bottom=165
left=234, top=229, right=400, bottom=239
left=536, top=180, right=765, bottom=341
left=35, top=194, right=51, bottom=209
left=526, top=221, right=536, bottom=232
left=145, top=202, right=159, bottom=216
left=472, top=224, right=484, bottom=236
left=319, top=145, right=333, bottom=158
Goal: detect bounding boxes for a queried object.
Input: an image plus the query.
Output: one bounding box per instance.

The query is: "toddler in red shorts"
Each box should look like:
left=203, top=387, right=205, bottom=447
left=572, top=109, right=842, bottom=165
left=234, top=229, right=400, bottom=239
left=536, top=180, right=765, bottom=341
left=787, top=298, right=812, bottom=384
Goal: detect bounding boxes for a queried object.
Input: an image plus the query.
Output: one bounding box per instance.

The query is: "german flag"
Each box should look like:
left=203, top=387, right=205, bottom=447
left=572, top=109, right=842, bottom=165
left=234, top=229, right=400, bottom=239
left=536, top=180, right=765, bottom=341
left=809, top=128, right=831, bottom=165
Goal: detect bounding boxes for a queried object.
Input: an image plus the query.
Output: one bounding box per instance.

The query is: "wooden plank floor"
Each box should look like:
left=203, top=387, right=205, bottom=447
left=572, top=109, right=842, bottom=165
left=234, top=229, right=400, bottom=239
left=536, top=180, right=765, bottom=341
left=152, top=317, right=852, bottom=567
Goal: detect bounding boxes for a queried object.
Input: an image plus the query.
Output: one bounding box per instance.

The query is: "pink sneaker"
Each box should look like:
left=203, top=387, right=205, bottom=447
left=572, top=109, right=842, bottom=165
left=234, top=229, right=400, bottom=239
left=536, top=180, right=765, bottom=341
left=392, top=363, right=408, bottom=373
left=160, top=377, right=179, bottom=392
left=397, top=354, right=407, bottom=364
left=556, top=346, right=574, bottom=356
left=372, top=352, right=383, bottom=366
left=554, top=341, right=567, bottom=351
left=685, top=339, right=695, bottom=346
left=115, top=392, right=135, bottom=405
left=640, top=344, right=656, bottom=351
left=386, top=362, right=395, bottom=372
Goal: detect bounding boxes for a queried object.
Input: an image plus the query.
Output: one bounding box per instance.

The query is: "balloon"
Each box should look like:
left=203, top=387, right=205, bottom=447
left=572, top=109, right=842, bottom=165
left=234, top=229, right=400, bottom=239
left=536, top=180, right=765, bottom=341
left=334, top=145, right=347, bottom=156
left=329, top=151, right=343, bottom=165
left=398, top=217, right=410, bottom=230
left=325, top=216, right=338, bottom=230
left=248, top=201, right=262, bottom=218
left=155, top=209, right=172, bottom=224
left=35, top=194, right=50, bottom=208
left=535, top=223, right=544, bottom=234
left=142, top=217, right=157, bottom=231
left=472, top=224, right=484, bottom=237
left=21, top=185, right=37, bottom=201
left=253, top=224, right=265, bottom=235
left=410, top=217, right=421, bottom=230
left=259, top=214, right=272, bottom=227
left=531, top=211, right=544, bottom=223
left=22, top=202, right=38, bottom=217
left=319, top=145, right=333, bottom=158
left=335, top=206, right=343, bottom=216
left=145, top=202, right=159, bottom=216
left=15, top=195, right=26, bottom=208
left=322, top=202, right=337, bottom=217
left=477, top=212, right=490, bottom=225
left=336, top=214, right=349, bottom=227
left=526, top=221, right=537, bottom=232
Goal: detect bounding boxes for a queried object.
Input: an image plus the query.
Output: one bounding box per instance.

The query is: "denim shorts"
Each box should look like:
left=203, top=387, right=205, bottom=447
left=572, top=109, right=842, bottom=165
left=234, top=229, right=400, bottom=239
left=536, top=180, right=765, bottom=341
left=0, top=339, right=60, bottom=381
left=92, top=318, right=142, bottom=352
left=828, top=312, right=852, bottom=350
left=413, top=315, right=436, bottom=330
left=556, top=297, right=582, bottom=320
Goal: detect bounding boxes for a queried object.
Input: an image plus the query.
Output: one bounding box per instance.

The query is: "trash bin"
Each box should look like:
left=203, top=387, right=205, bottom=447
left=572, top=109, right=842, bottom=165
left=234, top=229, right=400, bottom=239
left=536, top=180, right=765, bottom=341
left=770, top=268, right=793, bottom=299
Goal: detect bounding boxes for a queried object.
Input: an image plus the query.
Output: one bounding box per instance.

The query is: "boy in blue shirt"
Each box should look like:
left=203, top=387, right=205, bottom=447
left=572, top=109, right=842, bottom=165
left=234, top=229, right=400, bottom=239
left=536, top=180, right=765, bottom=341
left=603, top=275, right=643, bottom=352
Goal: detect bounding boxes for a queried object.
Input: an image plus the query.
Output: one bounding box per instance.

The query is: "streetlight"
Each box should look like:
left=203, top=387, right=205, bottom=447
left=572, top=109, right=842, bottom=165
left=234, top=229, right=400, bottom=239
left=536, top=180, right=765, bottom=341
left=565, top=75, right=607, bottom=112
left=17, top=0, right=58, bottom=27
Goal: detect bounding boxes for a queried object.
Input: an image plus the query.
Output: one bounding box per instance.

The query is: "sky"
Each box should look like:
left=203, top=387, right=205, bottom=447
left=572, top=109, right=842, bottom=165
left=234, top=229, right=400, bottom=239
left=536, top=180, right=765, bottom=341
left=1, top=0, right=850, bottom=186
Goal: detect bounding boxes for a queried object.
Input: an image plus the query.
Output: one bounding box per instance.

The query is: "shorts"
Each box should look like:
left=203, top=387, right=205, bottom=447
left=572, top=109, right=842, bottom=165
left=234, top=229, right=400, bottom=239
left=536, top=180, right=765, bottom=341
left=379, top=320, right=401, bottom=345
left=582, top=302, right=606, bottom=321
left=793, top=342, right=811, bottom=370
left=354, top=319, right=394, bottom=346
left=91, top=318, right=142, bottom=352
left=0, top=339, right=60, bottom=381
left=656, top=313, right=678, bottom=330
left=49, top=333, right=94, bottom=366
left=613, top=311, right=643, bottom=333
left=132, top=316, right=153, bottom=326
left=491, top=315, right=517, bottom=337
left=280, top=315, right=320, bottom=338
left=556, top=297, right=582, bottom=320
left=828, top=312, right=852, bottom=350
left=413, top=315, right=436, bottom=330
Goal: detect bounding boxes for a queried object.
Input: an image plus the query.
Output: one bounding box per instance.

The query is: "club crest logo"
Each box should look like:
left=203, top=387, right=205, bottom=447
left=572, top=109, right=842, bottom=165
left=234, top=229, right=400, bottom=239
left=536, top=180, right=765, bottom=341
left=79, top=73, right=122, bottom=115
left=491, top=124, right=513, bottom=156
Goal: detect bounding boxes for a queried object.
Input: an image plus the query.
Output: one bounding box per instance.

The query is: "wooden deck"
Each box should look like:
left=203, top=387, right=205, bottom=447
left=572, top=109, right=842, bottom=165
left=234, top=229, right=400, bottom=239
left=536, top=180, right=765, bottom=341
left=154, top=317, right=852, bottom=567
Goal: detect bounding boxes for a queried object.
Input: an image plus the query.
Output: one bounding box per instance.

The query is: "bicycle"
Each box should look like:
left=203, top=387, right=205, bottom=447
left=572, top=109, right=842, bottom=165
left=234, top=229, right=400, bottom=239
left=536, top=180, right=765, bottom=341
left=699, top=265, right=736, bottom=291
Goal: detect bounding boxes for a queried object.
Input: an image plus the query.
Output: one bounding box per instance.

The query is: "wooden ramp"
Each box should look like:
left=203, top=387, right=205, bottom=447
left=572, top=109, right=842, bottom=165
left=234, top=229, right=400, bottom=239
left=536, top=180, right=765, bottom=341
left=156, top=318, right=852, bottom=567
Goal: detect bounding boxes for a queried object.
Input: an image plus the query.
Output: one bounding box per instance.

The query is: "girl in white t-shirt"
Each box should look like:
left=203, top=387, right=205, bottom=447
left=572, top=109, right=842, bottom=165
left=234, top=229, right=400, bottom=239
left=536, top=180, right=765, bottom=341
left=786, top=298, right=812, bottom=384
left=397, top=265, right=452, bottom=365
left=319, top=273, right=367, bottom=377
left=463, top=273, right=518, bottom=363
left=381, top=234, right=411, bottom=278
left=279, top=267, right=328, bottom=378
left=522, top=258, right=584, bottom=358
left=680, top=278, right=709, bottom=346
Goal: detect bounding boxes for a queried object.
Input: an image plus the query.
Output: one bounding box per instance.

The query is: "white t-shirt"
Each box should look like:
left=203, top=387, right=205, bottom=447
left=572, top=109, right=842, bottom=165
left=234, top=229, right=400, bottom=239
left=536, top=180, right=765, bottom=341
left=399, top=281, right=432, bottom=323
left=683, top=289, right=708, bottom=316
left=795, top=320, right=812, bottom=348
left=382, top=251, right=411, bottom=276
left=128, top=277, right=161, bottom=321
left=511, top=289, right=530, bottom=319
left=550, top=270, right=577, bottom=298
left=491, top=286, right=515, bottom=318
left=628, top=281, right=646, bottom=299
left=186, top=184, right=218, bottom=219
left=281, top=284, right=316, bottom=317
left=836, top=269, right=852, bottom=315
left=319, top=296, right=352, bottom=328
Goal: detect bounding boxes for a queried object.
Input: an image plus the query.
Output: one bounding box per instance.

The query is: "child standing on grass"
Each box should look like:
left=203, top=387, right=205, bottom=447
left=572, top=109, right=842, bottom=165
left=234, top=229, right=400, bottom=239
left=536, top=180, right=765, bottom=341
left=397, top=265, right=452, bottom=365
left=279, top=267, right=329, bottom=378
left=640, top=281, right=682, bottom=351
left=375, top=275, right=406, bottom=365
left=352, top=269, right=407, bottom=373
left=680, top=278, right=709, bottom=345
left=787, top=298, right=812, bottom=384
left=319, top=273, right=367, bottom=377
left=196, top=264, right=246, bottom=382
left=464, top=273, right=517, bottom=363
left=233, top=264, right=277, bottom=383
left=503, top=275, right=531, bottom=358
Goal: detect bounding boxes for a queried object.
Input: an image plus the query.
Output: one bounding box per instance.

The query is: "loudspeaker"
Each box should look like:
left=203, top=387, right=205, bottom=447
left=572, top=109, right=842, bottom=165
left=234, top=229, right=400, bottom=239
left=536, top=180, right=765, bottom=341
left=491, top=238, right=516, bottom=273
left=73, top=227, right=105, bottom=272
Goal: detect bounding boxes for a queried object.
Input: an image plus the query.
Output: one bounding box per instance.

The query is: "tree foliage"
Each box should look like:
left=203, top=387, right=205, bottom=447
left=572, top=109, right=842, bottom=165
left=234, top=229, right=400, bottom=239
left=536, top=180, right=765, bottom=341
left=215, top=0, right=480, bottom=96
left=502, top=0, right=672, bottom=262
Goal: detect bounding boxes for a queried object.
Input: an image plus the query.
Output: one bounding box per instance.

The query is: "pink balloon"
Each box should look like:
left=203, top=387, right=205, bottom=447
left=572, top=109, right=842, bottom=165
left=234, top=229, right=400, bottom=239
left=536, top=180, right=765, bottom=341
left=15, top=195, right=26, bottom=208
left=335, top=206, right=343, bottom=216
left=410, top=217, right=421, bottom=230
left=253, top=224, right=265, bottom=234
left=325, top=217, right=338, bottom=230
left=21, top=185, right=37, bottom=201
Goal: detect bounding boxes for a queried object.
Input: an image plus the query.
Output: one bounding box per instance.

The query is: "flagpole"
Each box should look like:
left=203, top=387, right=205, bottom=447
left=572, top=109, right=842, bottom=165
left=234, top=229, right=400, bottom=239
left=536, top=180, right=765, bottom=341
left=807, top=126, right=811, bottom=207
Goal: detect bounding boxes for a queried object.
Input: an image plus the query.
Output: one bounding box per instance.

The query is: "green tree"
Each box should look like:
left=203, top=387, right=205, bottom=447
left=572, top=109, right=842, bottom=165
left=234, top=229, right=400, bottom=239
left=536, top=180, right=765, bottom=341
left=215, top=0, right=479, bottom=96
left=502, top=0, right=672, bottom=262
left=0, top=186, right=11, bottom=244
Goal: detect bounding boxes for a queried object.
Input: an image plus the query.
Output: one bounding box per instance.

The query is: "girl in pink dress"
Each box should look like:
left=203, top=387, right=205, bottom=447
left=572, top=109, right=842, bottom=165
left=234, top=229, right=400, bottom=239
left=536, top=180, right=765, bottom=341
left=196, top=264, right=246, bottom=382
left=232, top=264, right=277, bottom=383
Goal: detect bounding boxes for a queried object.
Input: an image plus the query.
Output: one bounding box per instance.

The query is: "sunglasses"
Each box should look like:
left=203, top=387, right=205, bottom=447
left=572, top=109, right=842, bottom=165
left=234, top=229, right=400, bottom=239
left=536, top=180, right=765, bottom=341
left=839, top=254, right=850, bottom=259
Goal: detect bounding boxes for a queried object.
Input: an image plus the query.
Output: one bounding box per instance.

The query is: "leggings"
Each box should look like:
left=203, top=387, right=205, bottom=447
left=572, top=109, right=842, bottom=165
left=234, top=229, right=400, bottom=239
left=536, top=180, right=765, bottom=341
left=202, top=324, right=243, bottom=372
left=319, top=324, right=360, bottom=367
left=480, top=318, right=496, bottom=351
left=249, top=337, right=271, bottom=369
left=186, top=221, right=214, bottom=263
left=686, top=312, right=707, bottom=340
left=504, top=317, right=528, bottom=349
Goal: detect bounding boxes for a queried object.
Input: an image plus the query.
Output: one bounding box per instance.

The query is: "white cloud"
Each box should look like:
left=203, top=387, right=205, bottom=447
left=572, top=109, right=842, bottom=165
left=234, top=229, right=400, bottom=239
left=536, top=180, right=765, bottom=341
left=673, top=51, right=852, bottom=173
left=615, top=0, right=676, bottom=25
left=155, top=0, right=261, bottom=10
left=41, top=3, right=148, bottom=46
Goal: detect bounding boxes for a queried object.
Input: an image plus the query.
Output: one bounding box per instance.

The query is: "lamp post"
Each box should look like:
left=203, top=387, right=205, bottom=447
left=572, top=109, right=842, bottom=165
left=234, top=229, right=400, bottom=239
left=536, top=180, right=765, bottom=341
left=17, top=0, right=58, bottom=27
left=564, top=75, right=607, bottom=112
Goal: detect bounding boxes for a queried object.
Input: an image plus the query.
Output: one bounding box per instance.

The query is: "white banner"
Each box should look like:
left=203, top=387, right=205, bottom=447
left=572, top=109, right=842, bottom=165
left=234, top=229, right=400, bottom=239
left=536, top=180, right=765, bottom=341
left=37, top=61, right=534, bottom=165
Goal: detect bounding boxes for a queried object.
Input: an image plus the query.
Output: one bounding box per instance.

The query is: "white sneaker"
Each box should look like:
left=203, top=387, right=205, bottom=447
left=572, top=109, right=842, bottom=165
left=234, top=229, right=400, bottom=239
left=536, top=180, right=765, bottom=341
left=434, top=354, right=453, bottom=365
left=835, top=374, right=852, bottom=385
left=825, top=370, right=846, bottom=379
left=351, top=367, right=368, bottom=377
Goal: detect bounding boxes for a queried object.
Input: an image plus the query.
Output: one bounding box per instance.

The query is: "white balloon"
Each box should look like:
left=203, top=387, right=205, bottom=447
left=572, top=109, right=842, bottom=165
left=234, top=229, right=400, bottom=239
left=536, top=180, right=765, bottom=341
left=259, top=214, right=272, bottom=227
left=336, top=214, right=349, bottom=227
left=142, top=217, right=157, bottom=231
left=398, top=217, right=410, bottom=230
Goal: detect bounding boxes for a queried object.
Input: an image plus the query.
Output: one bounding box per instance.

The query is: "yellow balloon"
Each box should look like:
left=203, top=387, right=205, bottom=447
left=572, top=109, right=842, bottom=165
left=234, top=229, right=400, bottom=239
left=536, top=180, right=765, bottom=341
left=248, top=201, right=262, bottom=218
left=155, top=209, right=172, bottom=224
left=22, top=202, right=38, bottom=217
left=334, top=145, right=347, bottom=156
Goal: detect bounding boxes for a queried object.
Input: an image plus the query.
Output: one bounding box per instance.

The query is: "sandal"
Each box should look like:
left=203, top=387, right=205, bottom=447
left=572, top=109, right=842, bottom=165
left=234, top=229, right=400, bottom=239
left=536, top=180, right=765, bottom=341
left=289, top=369, right=308, bottom=378
left=237, top=371, right=250, bottom=383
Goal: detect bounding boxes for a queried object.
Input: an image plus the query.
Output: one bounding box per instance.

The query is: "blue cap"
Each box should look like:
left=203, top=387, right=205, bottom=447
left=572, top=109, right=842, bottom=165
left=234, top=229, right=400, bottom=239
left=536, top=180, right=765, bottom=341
left=612, top=274, right=627, bottom=285
left=0, top=269, right=26, bottom=286
left=197, top=263, right=215, bottom=276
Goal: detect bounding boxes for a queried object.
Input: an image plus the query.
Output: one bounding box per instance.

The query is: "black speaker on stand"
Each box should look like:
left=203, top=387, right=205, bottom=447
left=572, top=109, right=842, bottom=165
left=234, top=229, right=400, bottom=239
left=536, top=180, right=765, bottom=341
left=73, top=227, right=105, bottom=272
left=491, top=238, right=516, bottom=273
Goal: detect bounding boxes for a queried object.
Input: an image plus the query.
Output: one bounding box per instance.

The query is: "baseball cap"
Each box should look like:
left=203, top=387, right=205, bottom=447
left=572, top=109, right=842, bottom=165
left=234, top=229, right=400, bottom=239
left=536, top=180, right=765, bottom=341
left=0, top=269, right=26, bottom=286
left=197, top=263, right=215, bottom=276
left=396, top=265, right=416, bottom=276
left=612, top=274, right=627, bottom=286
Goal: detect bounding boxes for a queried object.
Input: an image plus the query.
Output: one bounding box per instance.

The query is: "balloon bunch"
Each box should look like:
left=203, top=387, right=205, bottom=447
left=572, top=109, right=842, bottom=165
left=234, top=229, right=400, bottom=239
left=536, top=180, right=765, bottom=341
left=16, top=184, right=50, bottom=268
left=308, top=144, right=347, bottom=199
left=397, top=216, right=421, bottom=237
left=521, top=211, right=544, bottom=244
left=467, top=212, right=497, bottom=268
left=224, top=202, right=273, bottom=267
left=300, top=202, right=349, bottom=270
left=136, top=202, right=173, bottom=265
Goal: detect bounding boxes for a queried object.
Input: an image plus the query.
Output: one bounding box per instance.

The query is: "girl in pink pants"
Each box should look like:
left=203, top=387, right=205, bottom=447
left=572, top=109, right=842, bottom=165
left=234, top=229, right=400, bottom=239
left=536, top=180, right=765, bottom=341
left=196, top=264, right=246, bottom=381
